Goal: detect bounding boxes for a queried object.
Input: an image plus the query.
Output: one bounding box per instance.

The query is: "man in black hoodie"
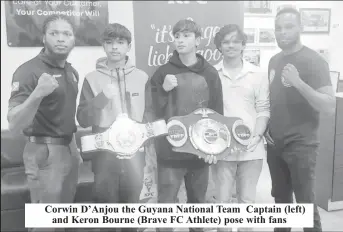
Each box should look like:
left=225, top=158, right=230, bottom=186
left=148, top=19, right=223, bottom=232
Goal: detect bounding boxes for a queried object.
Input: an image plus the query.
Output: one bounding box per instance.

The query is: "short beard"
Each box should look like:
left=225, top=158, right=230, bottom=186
left=45, top=44, right=72, bottom=60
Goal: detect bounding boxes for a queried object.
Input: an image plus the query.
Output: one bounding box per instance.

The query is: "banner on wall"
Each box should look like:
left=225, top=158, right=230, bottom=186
left=4, top=1, right=108, bottom=47
left=132, top=1, right=244, bottom=77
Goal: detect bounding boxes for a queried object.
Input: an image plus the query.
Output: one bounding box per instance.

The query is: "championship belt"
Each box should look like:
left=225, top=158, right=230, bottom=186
left=166, top=108, right=252, bottom=160
left=81, top=114, right=168, bottom=159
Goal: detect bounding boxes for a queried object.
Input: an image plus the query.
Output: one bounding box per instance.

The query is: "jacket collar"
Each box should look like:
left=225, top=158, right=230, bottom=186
left=38, top=48, right=70, bottom=69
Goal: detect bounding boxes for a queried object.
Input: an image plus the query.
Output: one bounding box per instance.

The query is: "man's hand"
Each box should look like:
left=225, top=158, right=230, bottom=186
left=103, top=83, right=118, bottom=99
left=162, top=74, right=178, bottom=92
left=247, top=135, right=262, bottom=152
left=264, top=130, right=275, bottom=146
left=33, top=73, right=59, bottom=98
left=281, top=63, right=303, bottom=88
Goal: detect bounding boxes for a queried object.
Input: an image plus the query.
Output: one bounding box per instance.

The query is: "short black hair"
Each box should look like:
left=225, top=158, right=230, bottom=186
left=172, top=19, right=202, bottom=38
left=276, top=7, right=301, bottom=25
left=101, top=23, right=132, bottom=44
left=214, top=24, right=247, bottom=50
left=42, top=15, right=75, bottom=35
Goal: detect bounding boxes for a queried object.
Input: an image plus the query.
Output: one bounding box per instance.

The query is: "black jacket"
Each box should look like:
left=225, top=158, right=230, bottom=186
left=148, top=50, right=223, bottom=168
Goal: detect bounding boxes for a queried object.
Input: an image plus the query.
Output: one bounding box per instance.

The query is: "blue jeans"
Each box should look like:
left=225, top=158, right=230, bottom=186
left=267, top=143, right=322, bottom=232
left=157, top=163, right=209, bottom=232
left=213, top=159, right=263, bottom=232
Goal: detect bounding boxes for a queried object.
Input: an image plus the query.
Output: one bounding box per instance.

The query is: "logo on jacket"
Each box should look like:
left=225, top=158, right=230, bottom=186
left=11, top=82, right=19, bottom=92
left=132, top=93, right=139, bottom=97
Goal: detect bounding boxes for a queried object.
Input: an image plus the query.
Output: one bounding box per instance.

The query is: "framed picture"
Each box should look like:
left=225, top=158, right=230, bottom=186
left=244, top=1, right=274, bottom=16
left=243, top=49, right=260, bottom=67
left=258, top=28, right=276, bottom=46
left=300, top=8, right=331, bottom=34
left=276, top=2, right=297, bottom=13
left=244, top=28, right=257, bottom=45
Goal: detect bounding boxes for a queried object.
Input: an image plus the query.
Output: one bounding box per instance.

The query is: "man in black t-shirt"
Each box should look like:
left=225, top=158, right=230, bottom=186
left=266, top=8, right=336, bottom=232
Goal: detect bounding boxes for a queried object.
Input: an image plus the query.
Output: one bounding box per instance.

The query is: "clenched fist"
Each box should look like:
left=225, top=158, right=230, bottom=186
left=34, top=73, right=59, bottom=98
left=281, top=63, right=301, bottom=88
left=103, top=83, right=118, bottom=99
left=162, top=74, right=178, bottom=92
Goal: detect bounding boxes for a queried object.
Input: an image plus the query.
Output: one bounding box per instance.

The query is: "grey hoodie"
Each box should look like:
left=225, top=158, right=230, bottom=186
left=77, top=56, right=149, bottom=132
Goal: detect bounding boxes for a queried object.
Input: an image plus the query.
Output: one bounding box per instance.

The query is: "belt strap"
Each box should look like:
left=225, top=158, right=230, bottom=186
left=28, top=136, right=72, bottom=145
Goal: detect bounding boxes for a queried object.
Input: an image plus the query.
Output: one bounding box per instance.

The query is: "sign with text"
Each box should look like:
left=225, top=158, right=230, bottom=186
left=132, top=1, right=244, bottom=76
left=4, top=1, right=108, bottom=47
left=25, top=203, right=314, bottom=228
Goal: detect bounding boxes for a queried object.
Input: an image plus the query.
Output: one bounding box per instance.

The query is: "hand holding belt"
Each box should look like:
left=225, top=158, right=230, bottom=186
left=166, top=108, right=252, bottom=160
left=81, top=114, right=168, bottom=159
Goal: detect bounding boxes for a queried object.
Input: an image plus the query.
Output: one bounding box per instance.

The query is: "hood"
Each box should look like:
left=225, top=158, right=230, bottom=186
left=168, top=50, right=210, bottom=73
left=95, top=56, right=135, bottom=77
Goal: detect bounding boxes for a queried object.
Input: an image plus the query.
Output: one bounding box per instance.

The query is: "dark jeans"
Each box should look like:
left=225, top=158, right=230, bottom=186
left=23, top=139, right=81, bottom=232
left=267, top=143, right=322, bottom=232
left=92, top=151, right=144, bottom=232
left=156, top=162, right=209, bottom=232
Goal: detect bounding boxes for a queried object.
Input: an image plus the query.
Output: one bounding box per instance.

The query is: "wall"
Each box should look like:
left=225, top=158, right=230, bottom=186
left=1, top=1, right=342, bottom=129
left=329, top=1, right=343, bottom=75
left=244, top=1, right=335, bottom=70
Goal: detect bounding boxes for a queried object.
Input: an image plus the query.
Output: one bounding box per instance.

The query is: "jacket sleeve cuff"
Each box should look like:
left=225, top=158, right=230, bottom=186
left=256, top=111, right=270, bottom=118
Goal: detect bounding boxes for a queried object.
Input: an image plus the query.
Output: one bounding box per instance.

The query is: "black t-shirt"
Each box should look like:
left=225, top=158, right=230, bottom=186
left=268, top=46, right=331, bottom=146
left=8, top=49, right=79, bottom=137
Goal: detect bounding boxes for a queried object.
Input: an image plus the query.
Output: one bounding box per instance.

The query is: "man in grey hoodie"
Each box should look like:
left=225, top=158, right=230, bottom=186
left=77, top=23, right=150, bottom=232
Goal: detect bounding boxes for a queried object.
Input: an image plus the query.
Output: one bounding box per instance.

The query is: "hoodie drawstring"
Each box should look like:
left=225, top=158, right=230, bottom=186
left=115, top=68, right=130, bottom=116
left=123, top=68, right=132, bottom=117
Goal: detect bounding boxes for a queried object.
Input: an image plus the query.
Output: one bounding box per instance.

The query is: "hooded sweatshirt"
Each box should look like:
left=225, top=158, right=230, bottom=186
left=149, top=50, right=224, bottom=168
left=77, top=56, right=149, bottom=133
